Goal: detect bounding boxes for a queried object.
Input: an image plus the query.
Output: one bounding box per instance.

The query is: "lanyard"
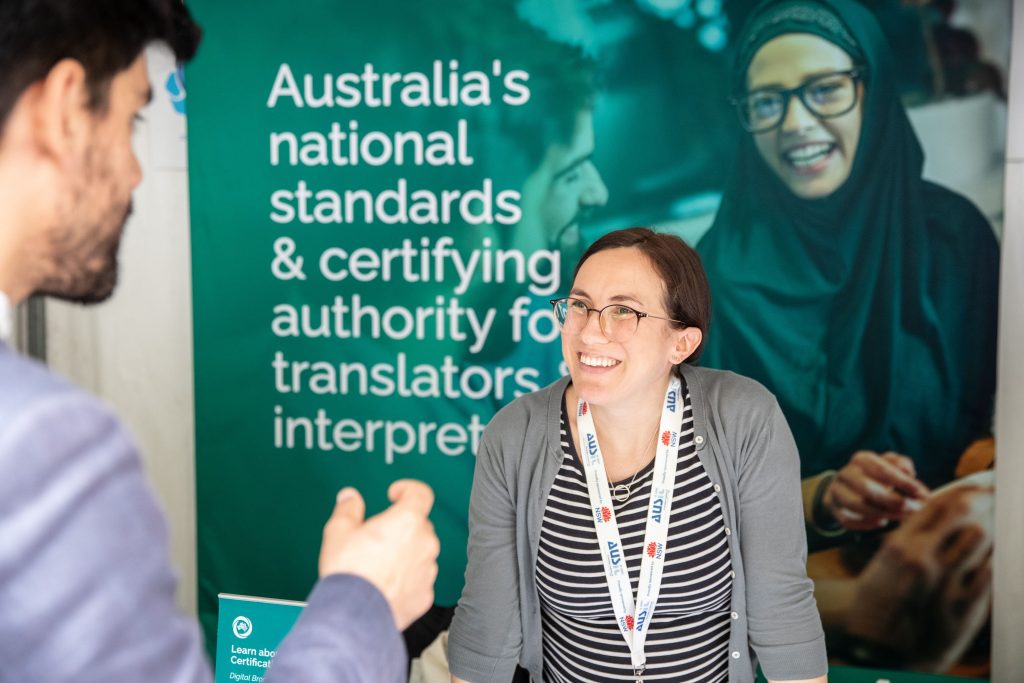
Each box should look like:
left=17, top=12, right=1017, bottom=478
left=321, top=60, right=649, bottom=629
left=576, top=376, right=682, bottom=681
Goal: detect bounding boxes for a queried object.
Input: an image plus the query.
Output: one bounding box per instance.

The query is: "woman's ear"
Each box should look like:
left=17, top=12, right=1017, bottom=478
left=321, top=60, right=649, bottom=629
left=670, top=327, right=703, bottom=365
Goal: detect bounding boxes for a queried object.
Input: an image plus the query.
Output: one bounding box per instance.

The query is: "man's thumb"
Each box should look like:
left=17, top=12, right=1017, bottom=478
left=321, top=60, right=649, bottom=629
left=331, top=487, right=366, bottom=527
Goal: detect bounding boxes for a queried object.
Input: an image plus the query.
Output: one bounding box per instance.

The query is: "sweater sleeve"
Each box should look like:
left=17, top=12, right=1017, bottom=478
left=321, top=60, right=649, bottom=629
left=737, top=394, right=828, bottom=680
left=0, top=393, right=212, bottom=683
left=448, top=431, right=523, bottom=682
left=0, top=388, right=407, bottom=683
left=266, top=574, right=407, bottom=683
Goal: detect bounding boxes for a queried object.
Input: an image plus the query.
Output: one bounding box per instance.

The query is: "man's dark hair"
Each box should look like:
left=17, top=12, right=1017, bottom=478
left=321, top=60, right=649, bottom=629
left=0, top=0, right=201, bottom=132
left=485, top=27, right=597, bottom=176
left=489, top=27, right=597, bottom=171
left=573, top=227, right=711, bottom=366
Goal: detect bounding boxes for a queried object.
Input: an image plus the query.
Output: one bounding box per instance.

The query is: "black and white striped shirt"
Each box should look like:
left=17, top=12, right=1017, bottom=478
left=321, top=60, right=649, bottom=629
left=536, top=388, right=733, bottom=682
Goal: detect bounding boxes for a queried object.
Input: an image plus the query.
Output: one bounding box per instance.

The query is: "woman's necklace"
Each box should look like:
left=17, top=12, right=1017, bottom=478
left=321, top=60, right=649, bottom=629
left=610, top=429, right=658, bottom=504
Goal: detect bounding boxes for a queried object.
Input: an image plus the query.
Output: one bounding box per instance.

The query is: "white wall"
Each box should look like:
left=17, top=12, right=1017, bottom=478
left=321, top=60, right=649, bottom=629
left=992, top=1, right=1024, bottom=679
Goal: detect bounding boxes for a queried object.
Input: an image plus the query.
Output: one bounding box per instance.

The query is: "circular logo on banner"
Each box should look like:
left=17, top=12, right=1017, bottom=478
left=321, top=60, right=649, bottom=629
left=232, top=615, right=253, bottom=639
left=165, top=66, right=187, bottom=115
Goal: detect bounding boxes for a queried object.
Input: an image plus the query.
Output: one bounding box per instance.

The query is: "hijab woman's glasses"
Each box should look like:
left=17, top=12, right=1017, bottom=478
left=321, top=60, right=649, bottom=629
left=731, top=68, right=863, bottom=133
left=550, top=297, right=685, bottom=342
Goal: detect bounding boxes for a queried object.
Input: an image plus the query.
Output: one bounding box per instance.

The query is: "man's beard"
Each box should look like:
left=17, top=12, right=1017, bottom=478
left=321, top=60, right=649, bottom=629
left=36, top=200, right=132, bottom=305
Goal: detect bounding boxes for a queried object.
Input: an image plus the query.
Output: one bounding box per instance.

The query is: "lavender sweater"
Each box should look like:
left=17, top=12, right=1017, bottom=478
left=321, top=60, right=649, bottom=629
left=0, top=343, right=405, bottom=682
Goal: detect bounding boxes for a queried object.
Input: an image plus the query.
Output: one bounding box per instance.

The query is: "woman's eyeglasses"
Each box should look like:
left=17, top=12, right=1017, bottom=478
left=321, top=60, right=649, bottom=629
left=550, top=297, right=685, bottom=342
left=731, top=68, right=863, bottom=133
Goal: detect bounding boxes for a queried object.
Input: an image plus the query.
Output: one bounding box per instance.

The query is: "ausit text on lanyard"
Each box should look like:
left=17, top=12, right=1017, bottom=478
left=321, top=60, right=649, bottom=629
left=576, top=376, right=682, bottom=682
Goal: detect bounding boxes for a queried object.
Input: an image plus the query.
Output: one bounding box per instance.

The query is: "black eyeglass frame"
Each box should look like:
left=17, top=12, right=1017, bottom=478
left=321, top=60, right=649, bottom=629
left=730, top=67, right=865, bottom=134
left=549, top=297, right=686, bottom=339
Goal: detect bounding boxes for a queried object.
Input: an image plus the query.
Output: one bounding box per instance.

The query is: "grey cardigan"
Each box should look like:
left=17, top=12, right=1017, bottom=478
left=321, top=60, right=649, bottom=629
left=448, top=364, right=827, bottom=682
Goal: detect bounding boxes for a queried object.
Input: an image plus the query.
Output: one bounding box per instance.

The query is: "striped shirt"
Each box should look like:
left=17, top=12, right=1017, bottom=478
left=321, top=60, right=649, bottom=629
left=536, top=388, right=733, bottom=682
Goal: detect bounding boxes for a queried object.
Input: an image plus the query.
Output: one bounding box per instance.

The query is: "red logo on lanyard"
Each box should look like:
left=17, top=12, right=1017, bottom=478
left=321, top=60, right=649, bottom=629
left=602, top=506, right=612, bottom=522
left=625, top=615, right=635, bottom=631
left=661, top=430, right=671, bottom=446
left=580, top=402, right=588, bottom=416
left=646, top=542, right=657, bottom=557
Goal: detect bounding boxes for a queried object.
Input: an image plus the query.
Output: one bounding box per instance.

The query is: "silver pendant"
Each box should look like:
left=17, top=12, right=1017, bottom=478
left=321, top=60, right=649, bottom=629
left=612, top=484, right=631, bottom=503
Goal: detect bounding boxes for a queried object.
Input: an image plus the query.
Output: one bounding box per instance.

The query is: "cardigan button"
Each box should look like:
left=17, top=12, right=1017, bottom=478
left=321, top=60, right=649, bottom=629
left=713, top=484, right=721, bottom=493
left=731, top=651, right=741, bottom=659
left=724, top=527, right=732, bottom=536
left=731, top=611, right=739, bottom=620
left=695, top=435, right=705, bottom=445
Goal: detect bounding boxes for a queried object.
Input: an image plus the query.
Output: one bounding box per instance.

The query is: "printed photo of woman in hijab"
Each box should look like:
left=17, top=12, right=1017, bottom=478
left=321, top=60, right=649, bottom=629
left=697, top=0, right=998, bottom=674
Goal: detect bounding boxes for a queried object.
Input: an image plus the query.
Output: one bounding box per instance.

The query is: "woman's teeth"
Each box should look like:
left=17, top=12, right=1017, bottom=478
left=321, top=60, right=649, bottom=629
left=580, top=354, right=620, bottom=368
left=784, top=143, right=834, bottom=167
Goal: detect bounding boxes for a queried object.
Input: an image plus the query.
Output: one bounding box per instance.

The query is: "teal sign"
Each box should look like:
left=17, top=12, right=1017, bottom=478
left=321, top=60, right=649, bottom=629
left=215, top=594, right=304, bottom=683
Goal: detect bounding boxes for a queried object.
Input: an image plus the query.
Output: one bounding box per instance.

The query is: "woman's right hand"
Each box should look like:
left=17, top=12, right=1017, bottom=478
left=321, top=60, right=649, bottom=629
left=822, top=451, right=930, bottom=531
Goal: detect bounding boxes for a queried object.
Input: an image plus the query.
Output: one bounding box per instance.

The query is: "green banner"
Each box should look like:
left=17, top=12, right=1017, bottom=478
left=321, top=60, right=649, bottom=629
left=188, top=0, right=586, bottom=650
left=188, top=0, right=1003, bottom=679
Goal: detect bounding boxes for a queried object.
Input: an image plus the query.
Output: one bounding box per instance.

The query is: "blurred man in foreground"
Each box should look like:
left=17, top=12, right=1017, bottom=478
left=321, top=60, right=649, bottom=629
left=0, top=2, right=438, bottom=681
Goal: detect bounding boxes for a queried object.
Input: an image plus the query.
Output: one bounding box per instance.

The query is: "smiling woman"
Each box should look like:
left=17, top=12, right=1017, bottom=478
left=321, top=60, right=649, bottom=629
left=448, top=227, right=827, bottom=683
left=697, top=0, right=999, bottom=671
left=700, top=0, right=999, bottom=539
left=744, top=33, right=863, bottom=198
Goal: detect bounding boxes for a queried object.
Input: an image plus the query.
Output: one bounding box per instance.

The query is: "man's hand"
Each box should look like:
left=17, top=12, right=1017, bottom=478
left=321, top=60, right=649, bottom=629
left=318, top=479, right=441, bottom=630
left=822, top=450, right=930, bottom=530
left=844, top=484, right=994, bottom=672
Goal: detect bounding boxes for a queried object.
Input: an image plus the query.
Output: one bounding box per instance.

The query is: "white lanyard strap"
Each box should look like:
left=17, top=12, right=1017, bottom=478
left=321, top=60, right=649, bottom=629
left=576, top=376, right=682, bottom=676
